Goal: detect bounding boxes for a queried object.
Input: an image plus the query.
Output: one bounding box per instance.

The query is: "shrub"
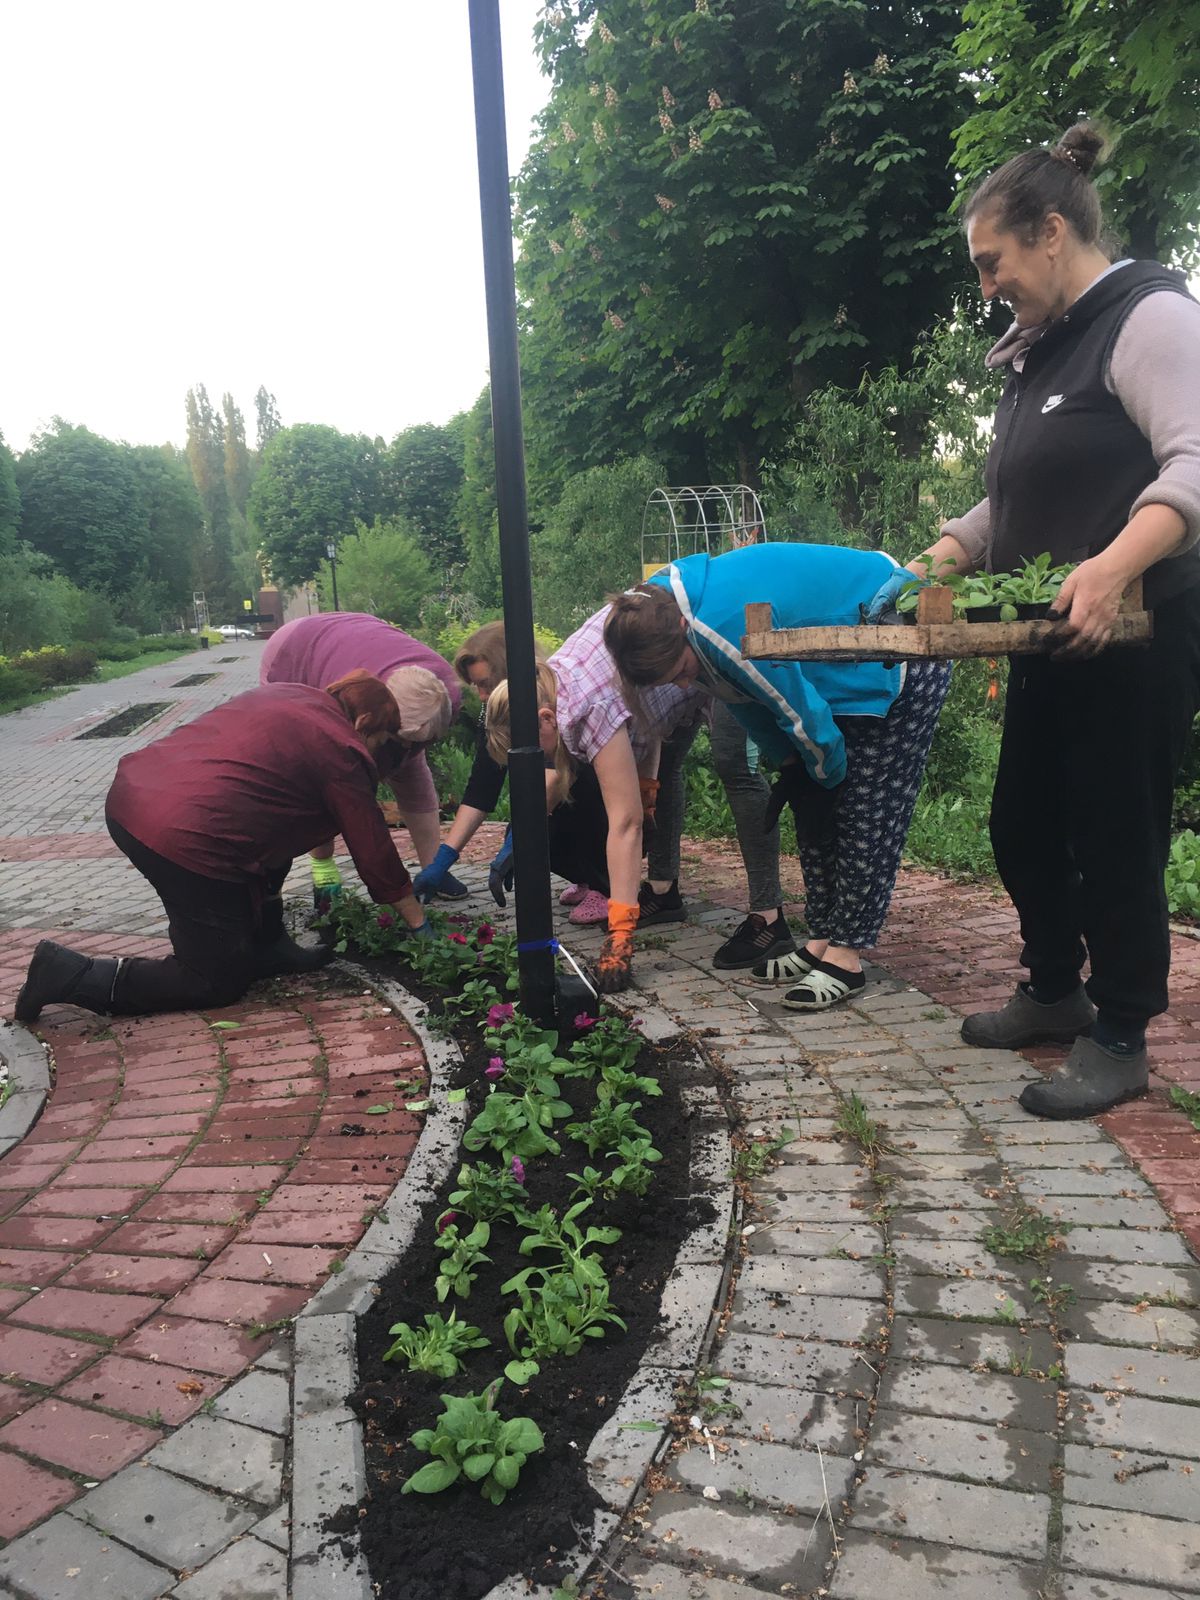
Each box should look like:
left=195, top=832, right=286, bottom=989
left=0, top=664, right=39, bottom=704
left=7, top=645, right=98, bottom=687
left=1166, top=831, right=1200, bottom=921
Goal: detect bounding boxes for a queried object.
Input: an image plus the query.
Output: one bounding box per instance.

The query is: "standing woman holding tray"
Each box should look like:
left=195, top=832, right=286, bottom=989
left=865, top=123, right=1200, bottom=1118
left=604, top=542, right=950, bottom=1010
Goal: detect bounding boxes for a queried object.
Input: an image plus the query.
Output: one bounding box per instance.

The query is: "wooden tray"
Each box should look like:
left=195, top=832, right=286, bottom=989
left=741, top=579, right=1152, bottom=663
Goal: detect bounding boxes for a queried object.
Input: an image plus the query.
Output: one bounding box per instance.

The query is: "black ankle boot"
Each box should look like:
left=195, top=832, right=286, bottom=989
left=253, top=935, right=335, bottom=978
left=14, top=941, right=121, bottom=1023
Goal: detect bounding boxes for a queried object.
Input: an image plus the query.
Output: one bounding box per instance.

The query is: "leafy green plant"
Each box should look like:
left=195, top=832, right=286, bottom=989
left=1165, top=831, right=1200, bottom=920
left=981, top=1205, right=1070, bottom=1262
left=1168, top=1084, right=1200, bottom=1130
left=402, top=1378, right=544, bottom=1505
left=440, top=977, right=503, bottom=1021
left=447, top=1161, right=530, bottom=1224
left=835, top=1093, right=889, bottom=1157
left=566, top=1097, right=651, bottom=1159
left=515, top=1200, right=622, bottom=1284
left=464, top=1084, right=572, bottom=1163
left=434, top=1220, right=492, bottom=1303
left=896, top=554, right=1074, bottom=620
left=569, top=1014, right=643, bottom=1077
left=731, top=1126, right=797, bottom=1180
left=1030, top=1277, right=1076, bottom=1316
left=382, top=1311, right=491, bottom=1377
left=502, top=1267, right=628, bottom=1360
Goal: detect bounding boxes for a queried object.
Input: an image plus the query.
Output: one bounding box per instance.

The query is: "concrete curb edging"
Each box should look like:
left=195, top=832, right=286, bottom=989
left=0, top=1018, right=51, bottom=1157
left=289, top=963, right=468, bottom=1600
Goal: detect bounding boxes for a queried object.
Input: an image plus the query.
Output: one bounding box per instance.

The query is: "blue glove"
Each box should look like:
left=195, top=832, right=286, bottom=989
left=406, top=916, right=434, bottom=939
left=864, top=567, right=921, bottom=622
left=412, top=843, right=460, bottom=904
left=488, top=827, right=515, bottom=908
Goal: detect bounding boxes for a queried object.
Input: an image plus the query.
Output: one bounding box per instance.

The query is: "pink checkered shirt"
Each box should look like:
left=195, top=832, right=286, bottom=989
left=548, top=606, right=707, bottom=766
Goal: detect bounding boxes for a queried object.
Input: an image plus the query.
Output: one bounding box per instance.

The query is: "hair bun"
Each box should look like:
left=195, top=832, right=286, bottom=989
left=1054, top=122, right=1107, bottom=179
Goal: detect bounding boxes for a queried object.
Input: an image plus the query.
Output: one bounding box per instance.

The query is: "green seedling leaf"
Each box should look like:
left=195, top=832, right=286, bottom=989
left=405, top=1098, right=432, bottom=1112
left=365, top=1102, right=394, bottom=1115
left=448, top=1088, right=467, bottom=1104
left=504, top=1359, right=540, bottom=1385
left=209, top=1020, right=241, bottom=1030
left=617, top=1420, right=660, bottom=1432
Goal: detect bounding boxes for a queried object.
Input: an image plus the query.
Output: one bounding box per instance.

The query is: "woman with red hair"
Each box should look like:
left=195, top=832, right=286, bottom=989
left=13, top=671, right=427, bottom=1022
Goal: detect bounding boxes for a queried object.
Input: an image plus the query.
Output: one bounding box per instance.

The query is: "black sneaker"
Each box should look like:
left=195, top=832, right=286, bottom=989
left=713, top=910, right=796, bottom=971
left=436, top=871, right=471, bottom=902
left=638, top=880, right=686, bottom=925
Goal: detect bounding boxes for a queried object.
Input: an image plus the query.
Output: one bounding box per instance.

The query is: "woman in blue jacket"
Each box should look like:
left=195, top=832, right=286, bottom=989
left=604, top=543, right=949, bottom=1009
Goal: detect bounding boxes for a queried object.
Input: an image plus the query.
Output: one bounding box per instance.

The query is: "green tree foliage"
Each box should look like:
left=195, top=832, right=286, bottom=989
left=126, top=445, right=206, bottom=618
left=255, top=386, right=283, bottom=454
left=515, top=0, right=974, bottom=488
left=532, top=454, right=663, bottom=634
left=954, top=0, right=1200, bottom=265
left=763, top=313, right=1002, bottom=554
left=458, top=388, right=500, bottom=609
left=185, top=385, right=237, bottom=612
left=250, top=423, right=383, bottom=587
left=0, top=431, right=19, bottom=552
left=15, top=420, right=151, bottom=591
left=322, top=518, right=436, bottom=630
left=387, top=423, right=466, bottom=567
left=222, top=393, right=253, bottom=518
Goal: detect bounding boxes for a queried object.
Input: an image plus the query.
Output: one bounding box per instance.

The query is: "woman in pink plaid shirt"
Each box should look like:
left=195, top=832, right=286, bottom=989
left=486, top=604, right=707, bottom=992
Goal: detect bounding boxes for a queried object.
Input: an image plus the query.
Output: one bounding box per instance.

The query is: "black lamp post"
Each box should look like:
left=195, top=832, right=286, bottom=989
left=468, top=0, right=556, bottom=1026
left=325, top=540, right=340, bottom=612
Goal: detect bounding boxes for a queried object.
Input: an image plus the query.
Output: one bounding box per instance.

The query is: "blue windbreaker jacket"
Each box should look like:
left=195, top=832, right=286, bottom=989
left=649, top=544, right=907, bottom=787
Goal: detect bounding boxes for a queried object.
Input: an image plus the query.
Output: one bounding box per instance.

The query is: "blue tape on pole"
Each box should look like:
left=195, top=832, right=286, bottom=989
left=516, top=938, right=561, bottom=954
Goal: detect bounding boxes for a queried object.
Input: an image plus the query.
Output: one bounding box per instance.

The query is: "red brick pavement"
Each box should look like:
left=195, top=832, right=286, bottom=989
left=0, top=929, right=427, bottom=1538
left=677, top=837, right=1200, bottom=1261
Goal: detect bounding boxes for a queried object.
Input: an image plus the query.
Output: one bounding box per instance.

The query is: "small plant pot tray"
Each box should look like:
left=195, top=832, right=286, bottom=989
left=741, top=582, right=1151, bottom=663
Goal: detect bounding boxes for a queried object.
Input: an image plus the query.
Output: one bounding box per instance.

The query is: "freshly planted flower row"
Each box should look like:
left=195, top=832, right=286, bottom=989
left=321, top=895, right=662, bottom=1511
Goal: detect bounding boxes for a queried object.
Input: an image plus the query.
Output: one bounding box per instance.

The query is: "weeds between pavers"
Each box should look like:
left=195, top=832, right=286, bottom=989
left=1168, top=1084, right=1200, bottom=1131
left=836, top=1091, right=891, bottom=1158
left=981, top=1203, right=1071, bottom=1263
left=318, top=893, right=714, bottom=1600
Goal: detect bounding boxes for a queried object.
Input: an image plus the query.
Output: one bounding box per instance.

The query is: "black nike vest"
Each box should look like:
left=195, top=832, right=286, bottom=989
left=985, top=261, right=1199, bottom=609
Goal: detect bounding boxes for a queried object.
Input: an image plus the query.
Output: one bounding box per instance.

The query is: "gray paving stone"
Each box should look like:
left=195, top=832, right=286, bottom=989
left=736, top=1252, right=885, bottom=1300
left=1064, top=1390, right=1200, bottom=1459
left=148, top=1415, right=283, bottom=1504
left=894, top=1237, right=1021, bottom=1280
left=1063, top=1504, right=1200, bottom=1592
left=731, top=1285, right=885, bottom=1346
left=0, top=1512, right=172, bottom=1600
left=70, top=1464, right=258, bottom=1568
left=1034, top=1195, right=1172, bottom=1229
left=879, top=1152, right=1003, bottom=1178
left=644, top=1260, right=724, bottom=1367
left=1001, top=1141, right=1128, bottom=1169
left=670, top=1435, right=854, bottom=1511
left=252, top=1340, right=292, bottom=1375
left=757, top=1162, right=870, bottom=1192
left=290, top=1538, right=372, bottom=1600
left=889, top=1313, right=1059, bottom=1373
left=614, top=1559, right=780, bottom=1600
left=892, top=1207, right=995, bottom=1239
left=1072, top=1299, right=1200, bottom=1349
left=170, top=1536, right=286, bottom=1599
left=290, top=1407, right=365, bottom=1562
left=715, top=1330, right=872, bottom=1396
left=775, top=1137, right=864, bottom=1166
left=890, top=1177, right=1002, bottom=1210
left=1061, top=1227, right=1197, bottom=1266
left=753, top=1189, right=877, bottom=1225
left=1055, top=1257, right=1200, bottom=1306
left=1060, top=1574, right=1198, bottom=1599
left=211, top=1371, right=290, bottom=1435
left=635, top=1491, right=833, bottom=1589
left=1064, top=1441, right=1200, bottom=1521
left=852, top=1468, right=1050, bottom=1559
left=1015, top=1168, right=1152, bottom=1198
left=251, top=1504, right=290, bottom=1552
left=889, top=1127, right=994, bottom=1154
left=894, top=1273, right=1035, bottom=1324
left=991, top=1122, right=1112, bottom=1146
left=293, top=1312, right=357, bottom=1410
left=719, top=1382, right=860, bottom=1452
left=830, top=1532, right=1045, bottom=1598
left=867, top=1408, right=1055, bottom=1489
left=745, top=1220, right=884, bottom=1258
left=587, top=1366, right=680, bottom=1512
left=878, top=1361, right=1056, bottom=1430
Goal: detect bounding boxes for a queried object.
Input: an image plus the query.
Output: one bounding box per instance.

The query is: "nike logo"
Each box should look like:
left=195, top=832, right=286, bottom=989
left=1041, top=394, right=1065, bottom=413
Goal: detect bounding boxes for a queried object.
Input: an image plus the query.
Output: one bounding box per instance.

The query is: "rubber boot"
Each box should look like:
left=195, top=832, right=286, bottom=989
left=255, top=895, right=334, bottom=977
left=14, top=941, right=122, bottom=1023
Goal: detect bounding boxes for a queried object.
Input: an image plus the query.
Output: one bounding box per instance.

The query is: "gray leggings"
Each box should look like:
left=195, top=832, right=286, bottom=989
left=650, top=701, right=783, bottom=911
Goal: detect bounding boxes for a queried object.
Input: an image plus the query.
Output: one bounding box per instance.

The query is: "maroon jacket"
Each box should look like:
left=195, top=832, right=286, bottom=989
left=106, top=684, right=413, bottom=903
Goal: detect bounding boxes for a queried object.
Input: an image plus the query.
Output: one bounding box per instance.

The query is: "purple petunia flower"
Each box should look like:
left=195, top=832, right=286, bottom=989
left=487, top=1003, right=515, bottom=1028
left=436, top=1209, right=458, bottom=1234
left=376, top=913, right=394, bottom=929
left=449, top=933, right=468, bottom=945
left=485, top=1058, right=505, bottom=1080
left=574, top=1012, right=598, bottom=1030
left=510, top=1157, right=526, bottom=1185
left=476, top=922, right=496, bottom=946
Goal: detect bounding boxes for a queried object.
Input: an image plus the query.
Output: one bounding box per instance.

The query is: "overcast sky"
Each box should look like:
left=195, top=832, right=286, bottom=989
left=2, top=1, right=550, bottom=455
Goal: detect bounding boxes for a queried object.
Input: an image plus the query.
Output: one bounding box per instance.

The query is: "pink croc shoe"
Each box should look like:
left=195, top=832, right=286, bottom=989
left=559, top=883, right=587, bottom=907
left=568, top=889, right=610, bottom=926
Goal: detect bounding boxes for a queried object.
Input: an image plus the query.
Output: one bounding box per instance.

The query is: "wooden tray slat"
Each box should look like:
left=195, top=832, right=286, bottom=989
left=742, top=611, right=1152, bottom=663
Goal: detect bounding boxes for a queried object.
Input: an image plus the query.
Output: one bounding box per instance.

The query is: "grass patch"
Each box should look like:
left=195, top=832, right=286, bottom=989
left=94, top=644, right=195, bottom=682
left=730, top=1126, right=797, bottom=1181
left=835, top=1092, right=889, bottom=1157
left=1168, top=1084, right=1200, bottom=1131
left=981, top=1204, right=1070, bottom=1262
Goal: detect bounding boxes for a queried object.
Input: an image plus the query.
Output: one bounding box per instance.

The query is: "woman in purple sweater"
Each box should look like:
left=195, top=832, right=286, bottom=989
left=13, top=672, right=427, bottom=1022
left=261, top=612, right=467, bottom=901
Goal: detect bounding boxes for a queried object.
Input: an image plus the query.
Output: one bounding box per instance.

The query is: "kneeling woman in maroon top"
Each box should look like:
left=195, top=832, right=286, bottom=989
left=14, top=671, right=427, bottom=1022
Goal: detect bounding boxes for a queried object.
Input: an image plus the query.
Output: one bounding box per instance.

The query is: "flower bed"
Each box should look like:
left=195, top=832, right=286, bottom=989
left=319, top=896, right=718, bottom=1600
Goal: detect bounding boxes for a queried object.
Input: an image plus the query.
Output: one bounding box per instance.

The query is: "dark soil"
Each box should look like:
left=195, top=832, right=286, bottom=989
left=339, top=955, right=717, bottom=1600
left=75, top=701, right=174, bottom=739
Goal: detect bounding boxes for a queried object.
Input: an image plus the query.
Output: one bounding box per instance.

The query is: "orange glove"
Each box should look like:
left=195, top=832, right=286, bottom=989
left=595, top=900, right=639, bottom=994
